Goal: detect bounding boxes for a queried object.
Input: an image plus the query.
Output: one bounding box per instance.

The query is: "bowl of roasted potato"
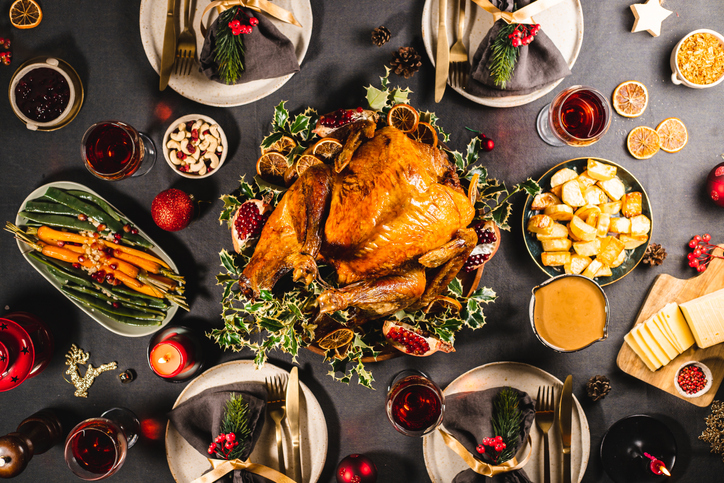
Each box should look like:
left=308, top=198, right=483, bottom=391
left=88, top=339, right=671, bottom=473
left=522, top=158, right=653, bottom=286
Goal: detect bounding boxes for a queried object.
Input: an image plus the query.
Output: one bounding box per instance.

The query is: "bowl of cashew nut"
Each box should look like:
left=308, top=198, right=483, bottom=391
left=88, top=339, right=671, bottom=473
left=162, top=114, right=228, bottom=178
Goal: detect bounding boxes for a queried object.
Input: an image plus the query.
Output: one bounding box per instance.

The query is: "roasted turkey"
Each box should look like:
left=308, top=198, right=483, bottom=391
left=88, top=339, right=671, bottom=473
left=240, top=122, right=477, bottom=325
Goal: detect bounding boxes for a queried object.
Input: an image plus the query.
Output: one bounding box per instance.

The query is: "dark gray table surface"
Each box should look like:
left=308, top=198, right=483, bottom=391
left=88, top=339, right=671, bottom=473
left=1, top=0, right=723, bottom=481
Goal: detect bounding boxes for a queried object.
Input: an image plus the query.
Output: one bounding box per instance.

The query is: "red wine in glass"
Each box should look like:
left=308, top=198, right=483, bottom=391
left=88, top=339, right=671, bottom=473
left=537, top=86, right=612, bottom=147
left=386, top=370, right=444, bottom=437
left=70, top=426, right=119, bottom=475
left=81, top=121, right=156, bottom=180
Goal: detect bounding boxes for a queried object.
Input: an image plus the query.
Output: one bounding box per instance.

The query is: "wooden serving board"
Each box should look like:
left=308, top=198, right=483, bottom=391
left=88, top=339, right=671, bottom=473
left=617, top=248, right=724, bottom=407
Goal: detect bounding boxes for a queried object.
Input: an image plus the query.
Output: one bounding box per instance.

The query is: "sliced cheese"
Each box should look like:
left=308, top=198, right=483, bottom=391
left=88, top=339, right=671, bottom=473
left=679, top=288, right=724, bottom=348
left=660, top=303, right=696, bottom=351
left=643, top=322, right=678, bottom=361
left=631, top=325, right=665, bottom=367
left=653, top=314, right=682, bottom=353
left=635, top=324, right=671, bottom=366
left=624, top=331, right=660, bottom=371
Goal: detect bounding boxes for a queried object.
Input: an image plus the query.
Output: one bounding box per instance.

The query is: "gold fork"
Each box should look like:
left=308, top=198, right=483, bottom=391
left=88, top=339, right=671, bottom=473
left=174, top=0, right=196, bottom=76
left=266, top=375, right=287, bottom=475
left=535, top=385, right=555, bottom=483
left=448, top=0, right=469, bottom=89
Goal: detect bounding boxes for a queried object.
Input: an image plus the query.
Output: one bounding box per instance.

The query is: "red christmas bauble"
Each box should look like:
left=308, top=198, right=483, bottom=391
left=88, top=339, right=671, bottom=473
left=706, top=162, right=724, bottom=208
left=336, top=454, right=377, bottom=483
left=151, top=189, right=195, bottom=231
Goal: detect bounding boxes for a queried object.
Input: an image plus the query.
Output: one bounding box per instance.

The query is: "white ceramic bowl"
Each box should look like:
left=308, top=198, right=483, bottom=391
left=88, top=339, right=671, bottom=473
left=9, top=58, right=76, bottom=130
left=162, top=114, right=228, bottom=179
left=674, top=361, right=712, bottom=398
left=670, top=29, right=724, bottom=88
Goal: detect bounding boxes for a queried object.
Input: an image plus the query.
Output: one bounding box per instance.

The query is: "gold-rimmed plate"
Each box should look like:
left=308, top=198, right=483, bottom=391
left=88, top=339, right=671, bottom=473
left=522, top=158, right=653, bottom=286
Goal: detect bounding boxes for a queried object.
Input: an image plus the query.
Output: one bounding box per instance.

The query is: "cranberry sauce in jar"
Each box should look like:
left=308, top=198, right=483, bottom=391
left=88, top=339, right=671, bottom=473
left=14, top=67, right=71, bottom=123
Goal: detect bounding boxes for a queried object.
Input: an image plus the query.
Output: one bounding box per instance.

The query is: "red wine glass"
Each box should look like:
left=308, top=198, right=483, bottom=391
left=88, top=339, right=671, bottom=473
left=81, top=121, right=156, bottom=180
left=386, top=369, right=444, bottom=437
left=64, top=408, right=139, bottom=480
left=536, top=85, right=612, bottom=147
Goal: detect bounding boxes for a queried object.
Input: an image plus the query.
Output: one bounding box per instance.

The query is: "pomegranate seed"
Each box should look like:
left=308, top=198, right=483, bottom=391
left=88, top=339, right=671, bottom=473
left=110, top=263, right=118, bottom=270
left=78, top=213, right=87, bottom=221
left=77, top=256, right=85, bottom=263
left=72, top=263, right=81, bottom=269
left=97, top=223, right=106, bottom=232
left=123, top=224, right=131, bottom=233
left=57, top=241, right=65, bottom=247
left=131, top=228, right=138, bottom=234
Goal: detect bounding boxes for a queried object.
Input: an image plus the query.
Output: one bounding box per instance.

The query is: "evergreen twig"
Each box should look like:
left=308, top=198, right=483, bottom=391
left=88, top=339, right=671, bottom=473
left=220, top=393, right=252, bottom=460
left=215, top=7, right=246, bottom=85
left=488, top=23, right=519, bottom=89
left=491, top=387, right=523, bottom=464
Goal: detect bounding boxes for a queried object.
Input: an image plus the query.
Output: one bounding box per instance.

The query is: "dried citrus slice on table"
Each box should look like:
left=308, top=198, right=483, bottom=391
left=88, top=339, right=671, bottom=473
left=612, top=81, right=648, bottom=118
left=627, top=126, right=660, bottom=159
left=256, top=151, right=289, bottom=182
left=317, top=328, right=354, bottom=350
left=656, top=117, right=688, bottom=153
left=294, top=154, right=323, bottom=177
left=408, top=121, right=438, bottom=147
left=387, top=103, right=419, bottom=133
left=311, top=137, right=343, bottom=161
left=261, top=135, right=296, bottom=156
left=10, top=0, right=42, bottom=29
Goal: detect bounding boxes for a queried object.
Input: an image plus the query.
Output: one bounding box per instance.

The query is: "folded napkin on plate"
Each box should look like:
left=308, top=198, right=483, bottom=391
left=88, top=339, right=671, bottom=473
left=168, top=382, right=268, bottom=483
left=466, top=0, right=571, bottom=97
left=444, top=388, right=536, bottom=483
left=199, top=9, right=300, bottom=85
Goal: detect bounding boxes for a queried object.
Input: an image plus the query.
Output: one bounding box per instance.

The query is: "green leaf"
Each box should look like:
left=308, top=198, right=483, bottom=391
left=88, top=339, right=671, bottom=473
left=380, top=66, right=392, bottom=89
left=466, top=136, right=482, bottom=167
left=466, top=165, right=488, bottom=180
left=518, top=178, right=541, bottom=197
left=365, top=85, right=390, bottom=111
left=289, top=114, right=311, bottom=136
left=260, top=131, right=285, bottom=150
left=490, top=202, right=513, bottom=230
left=220, top=249, right=239, bottom=276
left=390, top=87, right=412, bottom=106
left=447, top=277, right=464, bottom=297
left=272, top=101, right=289, bottom=131
left=254, top=175, right=287, bottom=193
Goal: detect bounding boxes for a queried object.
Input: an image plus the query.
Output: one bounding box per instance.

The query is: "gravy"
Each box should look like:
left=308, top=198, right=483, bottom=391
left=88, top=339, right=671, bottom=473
left=533, top=276, right=607, bottom=351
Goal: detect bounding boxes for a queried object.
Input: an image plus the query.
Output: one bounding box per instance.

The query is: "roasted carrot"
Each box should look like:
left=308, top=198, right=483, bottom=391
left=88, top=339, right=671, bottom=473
left=113, top=270, right=144, bottom=289
left=145, top=273, right=177, bottom=290
left=103, top=241, right=170, bottom=268
left=113, top=250, right=162, bottom=273
left=37, top=226, right=91, bottom=244
left=39, top=244, right=94, bottom=268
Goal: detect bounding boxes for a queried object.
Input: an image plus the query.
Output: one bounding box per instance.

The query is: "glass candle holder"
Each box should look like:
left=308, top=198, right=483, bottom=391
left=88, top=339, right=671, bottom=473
left=147, top=326, right=203, bottom=382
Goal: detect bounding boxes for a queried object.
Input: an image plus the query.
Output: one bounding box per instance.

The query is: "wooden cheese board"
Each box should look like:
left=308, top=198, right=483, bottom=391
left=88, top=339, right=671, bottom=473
left=616, top=247, right=724, bottom=407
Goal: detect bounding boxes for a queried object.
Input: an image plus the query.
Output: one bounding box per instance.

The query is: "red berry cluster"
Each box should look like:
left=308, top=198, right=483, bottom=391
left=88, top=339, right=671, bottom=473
left=687, top=233, right=722, bottom=272
left=386, top=326, right=430, bottom=355
left=234, top=201, right=269, bottom=241
left=228, top=9, right=258, bottom=36
left=677, top=364, right=707, bottom=394
left=508, top=24, right=540, bottom=48
left=0, top=37, right=11, bottom=65
left=463, top=227, right=497, bottom=272
left=476, top=435, right=506, bottom=463
left=207, top=432, right=240, bottom=459
left=320, top=107, right=365, bottom=128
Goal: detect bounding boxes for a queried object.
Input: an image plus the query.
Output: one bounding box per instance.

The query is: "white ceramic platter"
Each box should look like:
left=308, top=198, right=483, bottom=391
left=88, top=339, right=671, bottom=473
left=421, top=0, right=584, bottom=107
left=15, top=181, right=179, bottom=337
left=423, top=362, right=590, bottom=482
left=166, top=360, right=328, bottom=483
left=139, top=0, right=312, bottom=107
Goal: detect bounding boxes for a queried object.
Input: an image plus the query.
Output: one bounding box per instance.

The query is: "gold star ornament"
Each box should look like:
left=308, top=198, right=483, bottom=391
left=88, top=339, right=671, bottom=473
left=630, top=0, right=673, bottom=37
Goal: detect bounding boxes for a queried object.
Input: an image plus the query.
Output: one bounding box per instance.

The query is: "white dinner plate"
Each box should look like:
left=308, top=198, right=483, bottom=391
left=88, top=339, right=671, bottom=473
left=423, top=361, right=590, bottom=482
left=421, top=0, right=584, bottom=107
left=15, top=181, right=179, bottom=337
left=165, top=360, right=328, bottom=483
left=139, top=0, right=313, bottom=107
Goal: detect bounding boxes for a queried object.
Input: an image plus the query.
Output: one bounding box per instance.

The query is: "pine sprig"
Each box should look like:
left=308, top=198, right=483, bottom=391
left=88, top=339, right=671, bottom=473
left=491, top=387, right=523, bottom=464
left=220, top=393, right=252, bottom=460
left=488, top=23, right=519, bottom=89
left=215, top=7, right=246, bottom=84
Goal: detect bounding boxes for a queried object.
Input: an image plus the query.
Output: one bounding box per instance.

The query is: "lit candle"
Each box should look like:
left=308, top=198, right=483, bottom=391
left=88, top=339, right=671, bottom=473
left=149, top=336, right=191, bottom=378
left=644, top=452, right=671, bottom=476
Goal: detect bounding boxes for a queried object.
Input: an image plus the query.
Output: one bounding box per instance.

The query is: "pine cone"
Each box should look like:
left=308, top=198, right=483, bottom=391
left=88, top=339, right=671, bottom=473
left=586, top=375, right=611, bottom=402
left=642, top=243, right=667, bottom=266
left=371, top=26, right=391, bottom=47
left=390, top=46, right=422, bottom=79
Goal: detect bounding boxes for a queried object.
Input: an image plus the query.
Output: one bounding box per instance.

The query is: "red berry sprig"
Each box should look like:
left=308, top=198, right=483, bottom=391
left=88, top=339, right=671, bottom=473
left=475, top=435, right=506, bottom=464
left=507, top=24, right=540, bottom=48
left=228, top=9, right=258, bottom=36
left=207, top=432, right=240, bottom=459
left=686, top=233, right=722, bottom=272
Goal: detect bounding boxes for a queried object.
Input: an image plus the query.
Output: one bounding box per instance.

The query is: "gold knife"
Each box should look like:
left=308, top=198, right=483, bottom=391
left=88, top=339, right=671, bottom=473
left=558, top=375, right=573, bottom=483
left=434, top=0, right=449, bottom=102
left=286, top=366, right=301, bottom=482
left=159, top=0, right=177, bottom=91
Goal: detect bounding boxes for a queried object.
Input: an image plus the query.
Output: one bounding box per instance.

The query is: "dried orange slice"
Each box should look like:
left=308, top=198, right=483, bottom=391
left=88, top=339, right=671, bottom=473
left=317, top=328, right=354, bottom=350
left=294, top=154, right=323, bottom=177
left=311, top=137, right=343, bottom=161
left=468, top=173, right=480, bottom=205
left=408, top=121, right=438, bottom=148
left=612, top=81, right=648, bottom=118
left=424, top=296, right=463, bottom=314
left=656, top=117, right=688, bottom=153
left=387, top=103, right=419, bottom=133
left=10, top=0, right=42, bottom=29
left=261, top=135, right=296, bottom=156
left=627, top=126, right=661, bottom=159
left=256, top=151, right=289, bottom=182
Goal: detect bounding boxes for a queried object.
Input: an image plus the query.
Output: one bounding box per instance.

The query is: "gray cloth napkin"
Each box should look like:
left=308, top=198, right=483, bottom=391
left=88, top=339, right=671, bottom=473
left=167, top=382, right=269, bottom=483
left=444, top=388, right=535, bottom=483
left=199, top=8, right=300, bottom=85
left=465, top=0, right=571, bottom=97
